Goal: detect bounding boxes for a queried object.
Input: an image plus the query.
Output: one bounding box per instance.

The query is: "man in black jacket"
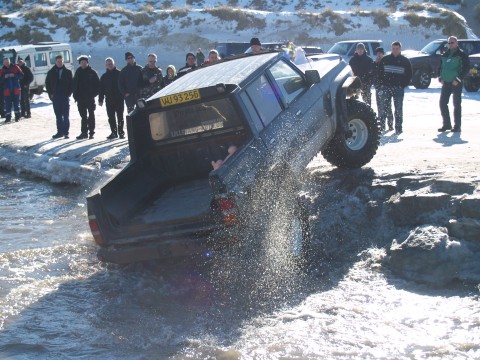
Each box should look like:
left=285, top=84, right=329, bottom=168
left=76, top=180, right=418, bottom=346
left=45, top=54, right=73, bottom=139
left=378, top=41, right=412, bottom=134
left=349, top=43, right=373, bottom=105
left=118, top=52, right=142, bottom=113
left=17, top=57, right=33, bottom=118
left=73, top=55, right=100, bottom=139
left=177, top=52, right=197, bottom=78
left=99, top=57, right=125, bottom=139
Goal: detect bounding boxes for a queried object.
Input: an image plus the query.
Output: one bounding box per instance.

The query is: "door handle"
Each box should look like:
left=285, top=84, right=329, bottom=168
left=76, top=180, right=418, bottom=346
left=296, top=110, right=302, bottom=116
left=270, top=138, right=276, bottom=145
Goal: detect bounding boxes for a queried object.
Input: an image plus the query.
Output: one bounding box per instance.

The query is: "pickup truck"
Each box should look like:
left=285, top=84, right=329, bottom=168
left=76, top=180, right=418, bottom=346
left=87, top=52, right=379, bottom=265
left=464, top=53, right=480, bottom=92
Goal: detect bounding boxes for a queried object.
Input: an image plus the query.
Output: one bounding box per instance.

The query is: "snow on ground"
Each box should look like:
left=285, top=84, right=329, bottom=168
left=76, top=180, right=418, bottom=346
left=0, top=81, right=479, bottom=189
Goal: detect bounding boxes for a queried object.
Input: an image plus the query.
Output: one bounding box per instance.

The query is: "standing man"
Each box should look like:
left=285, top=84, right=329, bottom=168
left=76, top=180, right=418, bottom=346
left=0, top=57, right=23, bottom=123
left=73, top=55, right=100, bottom=140
left=45, top=54, right=73, bottom=139
left=349, top=43, right=373, bottom=106
left=437, top=36, right=470, bottom=133
left=372, top=47, right=393, bottom=131
left=17, top=57, right=33, bottom=118
left=140, top=53, right=164, bottom=99
left=99, top=57, right=125, bottom=140
left=177, top=52, right=197, bottom=78
left=118, top=52, right=143, bottom=113
left=249, top=37, right=263, bottom=53
left=379, top=41, right=412, bottom=135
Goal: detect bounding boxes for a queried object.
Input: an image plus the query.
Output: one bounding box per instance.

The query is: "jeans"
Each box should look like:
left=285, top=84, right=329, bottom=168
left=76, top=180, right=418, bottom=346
left=376, top=89, right=393, bottom=129
left=382, top=86, right=405, bottom=132
left=4, top=94, right=20, bottom=119
left=77, top=98, right=96, bottom=136
left=439, top=81, right=462, bottom=129
left=52, top=95, right=70, bottom=135
left=20, top=86, right=31, bottom=116
left=106, top=100, right=125, bottom=136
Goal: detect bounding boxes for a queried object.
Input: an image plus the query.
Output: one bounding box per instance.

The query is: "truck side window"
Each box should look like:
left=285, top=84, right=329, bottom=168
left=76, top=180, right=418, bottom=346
left=34, top=53, right=47, bottom=67
left=50, top=50, right=71, bottom=65
left=245, top=74, right=282, bottom=127
left=268, top=61, right=306, bottom=106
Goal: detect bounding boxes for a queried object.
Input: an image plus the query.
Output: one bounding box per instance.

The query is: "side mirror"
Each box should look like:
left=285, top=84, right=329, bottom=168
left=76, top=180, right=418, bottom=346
left=305, top=70, right=321, bottom=85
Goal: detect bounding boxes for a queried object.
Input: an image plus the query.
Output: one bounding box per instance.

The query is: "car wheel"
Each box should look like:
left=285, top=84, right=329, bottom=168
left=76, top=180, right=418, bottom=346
left=412, top=69, right=431, bottom=89
left=321, top=99, right=379, bottom=169
left=464, top=78, right=480, bottom=92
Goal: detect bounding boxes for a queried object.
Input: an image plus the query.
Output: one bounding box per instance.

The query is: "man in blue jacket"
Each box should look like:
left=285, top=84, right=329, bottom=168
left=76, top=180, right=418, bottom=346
left=0, top=57, right=23, bottom=123
left=437, top=36, right=470, bottom=133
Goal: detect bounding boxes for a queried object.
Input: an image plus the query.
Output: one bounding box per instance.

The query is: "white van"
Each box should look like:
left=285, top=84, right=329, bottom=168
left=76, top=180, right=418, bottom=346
left=0, top=42, right=74, bottom=97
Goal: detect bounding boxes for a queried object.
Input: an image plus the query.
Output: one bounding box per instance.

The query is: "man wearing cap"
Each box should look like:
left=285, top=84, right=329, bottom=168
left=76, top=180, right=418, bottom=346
left=349, top=43, right=373, bottom=106
left=372, top=47, right=393, bottom=131
left=0, top=57, right=23, bottom=123
left=73, top=55, right=100, bottom=139
left=118, top=52, right=143, bottom=113
left=177, top=52, right=197, bottom=78
left=45, top=54, right=73, bottom=139
left=249, top=37, right=263, bottom=53
left=17, top=57, right=34, bottom=118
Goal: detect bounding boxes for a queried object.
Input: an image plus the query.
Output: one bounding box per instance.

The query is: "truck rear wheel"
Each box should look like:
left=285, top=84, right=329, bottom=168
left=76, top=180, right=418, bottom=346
left=321, top=99, right=379, bottom=169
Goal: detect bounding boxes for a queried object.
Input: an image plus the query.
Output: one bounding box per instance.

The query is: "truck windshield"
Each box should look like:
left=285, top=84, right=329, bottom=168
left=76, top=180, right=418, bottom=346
left=0, top=51, right=15, bottom=63
left=327, top=42, right=350, bottom=55
left=149, top=98, right=242, bottom=142
left=420, top=41, right=443, bottom=54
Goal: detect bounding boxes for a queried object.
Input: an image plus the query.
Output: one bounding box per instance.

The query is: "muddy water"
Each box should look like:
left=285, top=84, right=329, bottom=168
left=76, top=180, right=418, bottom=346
left=0, top=170, right=479, bottom=359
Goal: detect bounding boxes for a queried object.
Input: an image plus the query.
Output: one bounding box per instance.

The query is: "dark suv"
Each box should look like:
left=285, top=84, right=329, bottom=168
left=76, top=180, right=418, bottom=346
left=464, top=53, right=480, bottom=92
left=404, top=39, right=480, bottom=89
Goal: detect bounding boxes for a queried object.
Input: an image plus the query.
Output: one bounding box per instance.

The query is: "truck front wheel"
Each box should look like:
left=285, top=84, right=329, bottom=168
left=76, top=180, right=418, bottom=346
left=412, top=68, right=431, bottom=89
left=464, top=78, right=480, bottom=92
left=322, top=99, right=379, bottom=169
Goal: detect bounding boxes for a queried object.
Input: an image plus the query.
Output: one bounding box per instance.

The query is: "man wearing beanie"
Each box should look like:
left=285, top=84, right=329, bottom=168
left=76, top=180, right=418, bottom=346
left=118, top=52, right=143, bottom=112
left=349, top=43, right=373, bottom=106
left=177, top=52, right=197, bottom=78
left=73, top=55, right=100, bottom=139
left=249, top=37, right=262, bottom=52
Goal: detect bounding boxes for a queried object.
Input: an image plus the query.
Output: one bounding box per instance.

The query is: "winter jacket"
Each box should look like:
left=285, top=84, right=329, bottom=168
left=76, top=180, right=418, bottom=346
left=99, top=67, right=123, bottom=104
left=73, top=65, right=100, bottom=102
left=45, top=64, right=73, bottom=99
left=140, top=65, right=164, bottom=98
left=438, top=48, right=470, bottom=83
left=371, top=60, right=382, bottom=89
left=18, top=64, right=33, bottom=88
left=118, top=62, right=143, bottom=97
left=0, top=64, right=23, bottom=97
left=379, top=53, right=412, bottom=88
left=164, top=65, right=177, bottom=86
left=349, top=53, right=373, bottom=84
left=177, top=63, right=197, bottom=78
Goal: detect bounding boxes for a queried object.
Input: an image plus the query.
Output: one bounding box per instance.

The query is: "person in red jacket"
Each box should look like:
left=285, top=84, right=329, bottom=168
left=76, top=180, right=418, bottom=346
left=0, top=57, right=23, bottom=123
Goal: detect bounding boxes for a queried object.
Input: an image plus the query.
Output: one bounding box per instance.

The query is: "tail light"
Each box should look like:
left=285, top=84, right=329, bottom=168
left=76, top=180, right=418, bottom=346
left=214, top=197, right=238, bottom=226
left=88, top=215, right=105, bottom=245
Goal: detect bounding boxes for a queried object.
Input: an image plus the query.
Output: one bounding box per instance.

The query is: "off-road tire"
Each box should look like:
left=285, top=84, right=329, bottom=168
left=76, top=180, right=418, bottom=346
left=412, top=68, right=431, bottom=89
left=321, top=99, right=379, bottom=169
left=464, top=78, right=480, bottom=92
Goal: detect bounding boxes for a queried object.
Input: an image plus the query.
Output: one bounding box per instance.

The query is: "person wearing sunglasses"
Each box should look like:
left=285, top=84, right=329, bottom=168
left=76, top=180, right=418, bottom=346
left=438, top=36, right=470, bottom=133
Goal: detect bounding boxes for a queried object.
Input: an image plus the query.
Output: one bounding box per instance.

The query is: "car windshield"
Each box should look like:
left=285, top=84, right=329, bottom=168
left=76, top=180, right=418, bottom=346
left=327, top=43, right=350, bottom=55
left=420, top=41, right=442, bottom=54
left=149, top=98, right=243, bottom=142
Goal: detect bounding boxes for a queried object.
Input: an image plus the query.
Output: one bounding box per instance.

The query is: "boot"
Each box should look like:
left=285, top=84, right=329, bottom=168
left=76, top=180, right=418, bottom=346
left=5, top=114, right=11, bottom=123
left=15, top=113, right=20, bottom=122
left=106, top=132, right=118, bottom=140
left=76, top=133, right=88, bottom=140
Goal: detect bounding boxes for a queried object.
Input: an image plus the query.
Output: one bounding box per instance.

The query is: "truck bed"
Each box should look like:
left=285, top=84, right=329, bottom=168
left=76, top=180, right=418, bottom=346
left=136, top=178, right=212, bottom=224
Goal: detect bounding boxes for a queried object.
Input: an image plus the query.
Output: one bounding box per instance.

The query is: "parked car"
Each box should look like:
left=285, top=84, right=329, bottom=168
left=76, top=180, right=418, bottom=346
left=0, top=42, right=74, bottom=98
left=327, top=40, right=383, bottom=61
left=464, top=53, right=480, bottom=92
left=403, top=39, right=480, bottom=89
left=87, top=51, right=379, bottom=265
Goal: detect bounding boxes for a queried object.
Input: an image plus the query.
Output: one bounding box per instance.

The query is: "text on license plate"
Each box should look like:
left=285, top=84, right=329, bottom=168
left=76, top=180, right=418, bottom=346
left=160, top=90, right=201, bottom=107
